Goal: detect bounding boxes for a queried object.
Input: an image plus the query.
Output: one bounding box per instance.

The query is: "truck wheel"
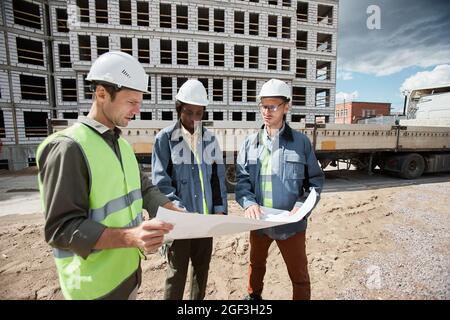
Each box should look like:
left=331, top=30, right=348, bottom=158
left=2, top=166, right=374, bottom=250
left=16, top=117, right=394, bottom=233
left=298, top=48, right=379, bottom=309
left=225, top=164, right=236, bottom=193
left=399, top=153, right=425, bottom=179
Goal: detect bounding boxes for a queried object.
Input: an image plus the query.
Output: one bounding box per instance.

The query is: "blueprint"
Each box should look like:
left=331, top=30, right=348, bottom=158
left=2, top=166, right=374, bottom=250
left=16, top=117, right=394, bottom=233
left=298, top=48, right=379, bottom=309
left=156, top=188, right=317, bottom=241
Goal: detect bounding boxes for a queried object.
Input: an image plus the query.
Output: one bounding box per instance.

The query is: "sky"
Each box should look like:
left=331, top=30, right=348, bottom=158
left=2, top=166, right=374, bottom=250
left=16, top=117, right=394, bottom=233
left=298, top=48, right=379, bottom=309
left=336, top=0, right=450, bottom=112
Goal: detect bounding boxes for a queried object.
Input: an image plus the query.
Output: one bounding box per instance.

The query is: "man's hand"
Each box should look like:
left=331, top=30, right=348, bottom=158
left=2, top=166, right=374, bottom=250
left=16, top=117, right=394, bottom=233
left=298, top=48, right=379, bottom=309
left=130, top=219, right=173, bottom=254
left=163, top=201, right=186, bottom=213
left=245, top=204, right=262, bottom=220
left=289, top=207, right=300, bottom=216
left=94, top=219, right=173, bottom=254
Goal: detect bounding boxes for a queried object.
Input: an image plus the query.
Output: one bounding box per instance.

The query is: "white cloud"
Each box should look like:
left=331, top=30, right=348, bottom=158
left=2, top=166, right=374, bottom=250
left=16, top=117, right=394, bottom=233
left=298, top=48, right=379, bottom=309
left=338, top=1, right=450, bottom=77
left=336, top=91, right=359, bottom=103
left=400, top=64, right=450, bottom=93
left=341, top=47, right=450, bottom=77
left=337, top=71, right=353, bottom=80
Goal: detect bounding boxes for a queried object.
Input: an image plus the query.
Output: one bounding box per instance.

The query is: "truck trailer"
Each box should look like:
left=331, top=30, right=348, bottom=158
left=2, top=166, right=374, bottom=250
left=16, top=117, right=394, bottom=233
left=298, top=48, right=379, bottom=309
left=49, top=85, right=450, bottom=191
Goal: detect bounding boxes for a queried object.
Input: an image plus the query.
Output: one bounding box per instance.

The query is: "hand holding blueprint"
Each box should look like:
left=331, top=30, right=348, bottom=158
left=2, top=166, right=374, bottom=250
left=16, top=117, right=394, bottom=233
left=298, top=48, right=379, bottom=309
left=156, top=188, right=317, bottom=240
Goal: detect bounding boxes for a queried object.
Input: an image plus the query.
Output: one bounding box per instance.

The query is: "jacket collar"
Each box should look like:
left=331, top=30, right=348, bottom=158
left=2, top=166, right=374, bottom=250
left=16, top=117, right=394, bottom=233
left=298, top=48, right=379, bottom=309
left=171, top=120, right=207, bottom=142
left=78, top=116, right=121, bottom=137
left=252, top=122, right=294, bottom=147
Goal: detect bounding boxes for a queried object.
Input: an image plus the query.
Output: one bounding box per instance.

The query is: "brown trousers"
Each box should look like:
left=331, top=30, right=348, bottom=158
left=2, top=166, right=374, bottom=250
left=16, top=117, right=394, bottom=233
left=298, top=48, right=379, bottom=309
left=248, top=230, right=311, bottom=300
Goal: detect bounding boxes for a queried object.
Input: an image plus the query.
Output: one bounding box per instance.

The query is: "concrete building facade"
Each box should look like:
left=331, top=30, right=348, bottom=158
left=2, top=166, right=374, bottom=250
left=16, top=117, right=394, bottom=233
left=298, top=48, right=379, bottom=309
left=0, top=0, right=338, bottom=170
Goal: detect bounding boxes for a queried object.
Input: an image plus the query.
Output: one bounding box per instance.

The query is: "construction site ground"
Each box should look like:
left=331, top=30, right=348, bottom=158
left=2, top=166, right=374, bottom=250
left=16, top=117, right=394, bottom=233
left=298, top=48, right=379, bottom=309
left=0, top=168, right=449, bottom=300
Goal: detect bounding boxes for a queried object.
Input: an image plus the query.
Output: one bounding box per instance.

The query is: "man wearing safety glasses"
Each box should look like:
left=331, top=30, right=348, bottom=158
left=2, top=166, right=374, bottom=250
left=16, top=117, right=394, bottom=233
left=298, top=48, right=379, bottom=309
left=236, top=79, right=324, bottom=300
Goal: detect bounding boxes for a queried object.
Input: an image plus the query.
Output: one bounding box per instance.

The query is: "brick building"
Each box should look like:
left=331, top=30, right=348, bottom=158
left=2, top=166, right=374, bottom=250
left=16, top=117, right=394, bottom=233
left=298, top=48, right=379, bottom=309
left=335, top=101, right=391, bottom=124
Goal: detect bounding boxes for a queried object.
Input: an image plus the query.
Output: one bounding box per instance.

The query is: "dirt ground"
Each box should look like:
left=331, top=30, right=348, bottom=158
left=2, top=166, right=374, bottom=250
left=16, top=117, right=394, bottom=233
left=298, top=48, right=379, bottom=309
left=0, top=169, right=449, bottom=300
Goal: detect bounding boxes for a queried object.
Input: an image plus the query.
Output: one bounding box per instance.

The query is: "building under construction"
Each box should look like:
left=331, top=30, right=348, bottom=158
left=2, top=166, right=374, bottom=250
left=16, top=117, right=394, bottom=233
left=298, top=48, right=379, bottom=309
left=0, top=0, right=338, bottom=170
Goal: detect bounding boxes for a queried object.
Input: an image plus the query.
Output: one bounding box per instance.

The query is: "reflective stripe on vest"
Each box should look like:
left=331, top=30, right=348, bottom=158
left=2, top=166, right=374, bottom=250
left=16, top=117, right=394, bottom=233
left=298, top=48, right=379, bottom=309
left=184, top=139, right=209, bottom=215
left=37, top=123, right=143, bottom=300
left=52, top=212, right=143, bottom=259
left=261, top=147, right=273, bottom=208
left=193, top=151, right=209, bottom=215
left=89, top=189, right=142, bottom=223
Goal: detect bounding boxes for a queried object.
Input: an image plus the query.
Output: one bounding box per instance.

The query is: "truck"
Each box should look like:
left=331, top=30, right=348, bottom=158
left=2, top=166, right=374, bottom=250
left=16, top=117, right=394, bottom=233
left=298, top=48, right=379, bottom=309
left=50, top=85, right=450, bottom=192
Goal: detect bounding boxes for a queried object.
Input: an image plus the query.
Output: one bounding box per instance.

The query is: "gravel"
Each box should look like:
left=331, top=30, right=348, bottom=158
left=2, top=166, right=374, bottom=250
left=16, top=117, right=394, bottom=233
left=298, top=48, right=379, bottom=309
left=337, top=185, right=450, bottom=300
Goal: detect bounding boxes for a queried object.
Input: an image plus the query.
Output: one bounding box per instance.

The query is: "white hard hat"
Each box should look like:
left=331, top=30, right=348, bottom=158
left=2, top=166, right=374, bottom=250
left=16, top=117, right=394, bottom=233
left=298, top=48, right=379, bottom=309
left=258, top=79, right=291, bottom=101
left=86, top=51, right=149, bottom=93
left=176, top=79, right=209, bottom=106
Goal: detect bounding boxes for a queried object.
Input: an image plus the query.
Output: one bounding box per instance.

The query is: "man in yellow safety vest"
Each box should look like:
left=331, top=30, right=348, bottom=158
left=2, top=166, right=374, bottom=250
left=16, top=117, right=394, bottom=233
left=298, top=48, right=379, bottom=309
left=37, top=51, right=180, bottom=300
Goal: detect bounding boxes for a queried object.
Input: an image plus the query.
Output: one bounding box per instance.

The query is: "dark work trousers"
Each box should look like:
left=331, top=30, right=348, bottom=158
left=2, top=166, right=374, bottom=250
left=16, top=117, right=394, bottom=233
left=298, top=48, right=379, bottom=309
left=248, top=230, right=311, bottom=300
left=164, top=237, right=213, bottom=300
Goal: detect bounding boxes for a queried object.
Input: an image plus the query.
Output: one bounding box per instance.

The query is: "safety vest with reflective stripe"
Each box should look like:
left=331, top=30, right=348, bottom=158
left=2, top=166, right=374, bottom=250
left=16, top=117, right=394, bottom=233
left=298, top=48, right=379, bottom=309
left=37, top=122, right=143, bottom=300
left=181, top=128, right=209, bottom=215
left=261, top=146, right=273, bottom=208
left=192, top=149, right=209, bottom=215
